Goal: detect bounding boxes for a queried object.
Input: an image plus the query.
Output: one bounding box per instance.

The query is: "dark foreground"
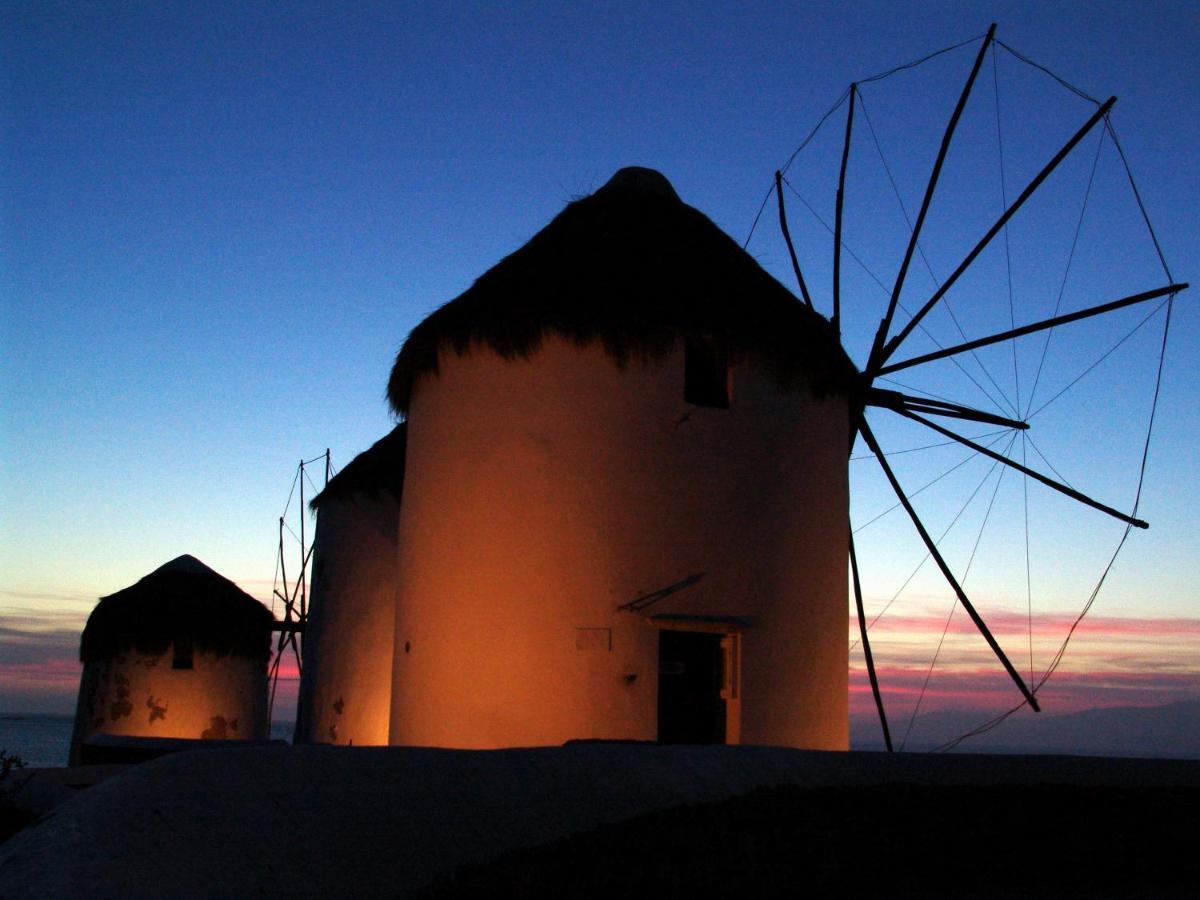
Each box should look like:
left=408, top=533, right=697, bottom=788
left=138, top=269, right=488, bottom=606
left=421, top=781, right=1196, bottom=898
left=2, top=745, right=1197, bottom=898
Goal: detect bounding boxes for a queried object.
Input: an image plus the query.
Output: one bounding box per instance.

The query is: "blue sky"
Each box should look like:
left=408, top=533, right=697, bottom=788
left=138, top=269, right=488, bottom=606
left=2, top=1, right=1197, bottom=722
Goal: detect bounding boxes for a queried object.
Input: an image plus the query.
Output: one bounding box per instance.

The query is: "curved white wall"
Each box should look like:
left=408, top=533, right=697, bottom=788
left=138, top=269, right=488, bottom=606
left=390, top=336, right=849, bottom=750
left=70, top=649, right=268, bottom=763
left=295, top=492, right=398, bottom=746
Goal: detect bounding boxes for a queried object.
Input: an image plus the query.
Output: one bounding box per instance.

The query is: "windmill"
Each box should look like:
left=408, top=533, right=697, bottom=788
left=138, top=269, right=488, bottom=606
left=266, top=451, right=332, bottom=724
left=286, top=27, right=1185, bottom=753
left=755, top=24, right=1188, bottom=750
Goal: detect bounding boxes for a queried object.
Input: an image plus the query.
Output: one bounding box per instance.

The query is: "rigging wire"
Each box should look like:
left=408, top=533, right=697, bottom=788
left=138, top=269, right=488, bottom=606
left=1024, top=129, right=1106, bottom=417
left=850, top=428, right=1007, bottom=461
left=1104, top=118, right=1174, bottom=282
left=747, top=26, right=1179, bottom=753
left=937, top=281, right=1175, bottom=754
left=1027, top=299, right=1168, bottom=421
left=851, top=431, right=1018, bottom=650
left=857, top=89, right=1019, bottom=418
left=1022, top=431, right=1075, bottom=493
left=1022, top=432, right=1034, bottom=684
left=995, top=40, right=1101, bottom=106
left=899, top=444, right=1012, bottom=750
left=746, top=32, right=986, bottom=250
left=990, top=46, right=1036, bottom=687
left=745, top=88, right=850, bottom=249
left=852, top=430, right=1011, bottom=535
left=784, top=176, right=1015, bottom=416
left=874, top=377, right=964, bottom=408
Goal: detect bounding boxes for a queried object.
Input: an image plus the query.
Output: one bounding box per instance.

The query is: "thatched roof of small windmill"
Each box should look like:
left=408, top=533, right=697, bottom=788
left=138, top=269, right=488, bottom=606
left=80, top=555, right=274, bottom=664
left=387, top=167, right=857, bottom=416
left=309, top=424, right=407, bottom=510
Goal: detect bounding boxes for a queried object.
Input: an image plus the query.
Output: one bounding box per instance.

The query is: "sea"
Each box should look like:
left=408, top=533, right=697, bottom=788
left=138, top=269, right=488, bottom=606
left=0, top=714, right=296, bottom=768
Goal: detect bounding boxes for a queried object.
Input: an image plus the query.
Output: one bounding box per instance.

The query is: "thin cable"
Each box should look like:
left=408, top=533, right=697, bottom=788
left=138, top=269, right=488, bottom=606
left=938, top=292, right=1174, bottom=752
left=1023, top=431, right=1075, bottom=492
left=1027, top=300, right=1168, bottom=421
left=851, top=431, right=1018, bottom=649
left=874, top=377, right=964, bottom=408
left=1022, top=432, right=1034, bottom=683
left=281, top=519, right=302, bottom=545
left=852, top=432, right=1010, bottom=535
left=744, top=88, right=851, bottom=248
left=850, top=429, right=1006, bottom=461
left=279, top=466, right=300, bottom=523
left=1024, top=130, right=1106, bottom=417
left=857, top=33, right=986, bottom=87
left=1104, top=117, right=1174, bottom=282
left=900, top=598, right=958, bottom=752
left=748, top=31, right=985, bottom=249
left=995, top=40, right=1100, bottom=105
left=899, top=451, right=1010, bottom=749
left=934, top=701, right=1027, bottom=752
left=858, top=89, right=1019, bottom=418
left=786, top=177, right=1015, bottom=416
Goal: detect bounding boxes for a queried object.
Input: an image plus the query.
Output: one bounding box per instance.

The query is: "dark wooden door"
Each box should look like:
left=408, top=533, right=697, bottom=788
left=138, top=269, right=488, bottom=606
left=657, top=630, right=726, bottom=744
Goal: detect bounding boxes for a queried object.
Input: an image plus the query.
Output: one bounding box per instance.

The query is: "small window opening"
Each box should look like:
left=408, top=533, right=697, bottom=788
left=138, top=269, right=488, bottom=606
left=684, top=335, right=729, bottom=408
left=172, top=636, right=194, bottom=670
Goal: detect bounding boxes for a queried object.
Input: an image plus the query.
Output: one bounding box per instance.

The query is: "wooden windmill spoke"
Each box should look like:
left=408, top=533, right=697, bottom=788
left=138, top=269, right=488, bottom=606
left=775, top=171, right=814, bottom=309
left=858, top=416, right=1041, bottom=711
left=833, top=84, right=856, bottom=334
left=877, top=95, right=1118, bottom=367
left=850, top=527, right=893, bottom=752
left=866, top=386, right=1028, bottom=430
left=897, top=407, right=1149, bottom=528
left=875, top=282, right=1188, bottom=377
left=868, top=23, right=997, bottom=372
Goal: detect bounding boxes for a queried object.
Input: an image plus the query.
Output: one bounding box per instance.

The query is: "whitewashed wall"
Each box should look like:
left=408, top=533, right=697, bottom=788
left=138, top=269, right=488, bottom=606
left=295, top=491, right=398, bottom=746
left=390, top=336, right=849, bottom=750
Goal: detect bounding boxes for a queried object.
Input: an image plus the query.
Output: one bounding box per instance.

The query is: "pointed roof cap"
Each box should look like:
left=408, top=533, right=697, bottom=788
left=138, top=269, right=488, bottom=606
left=387, top=167, right=856, bottom=415
left=149, top=554, right=219, bottom=578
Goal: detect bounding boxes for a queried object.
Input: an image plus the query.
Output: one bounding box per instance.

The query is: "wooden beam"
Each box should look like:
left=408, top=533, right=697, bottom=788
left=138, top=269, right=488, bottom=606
left=875, top=283, right=1187, bottom=377
left=899, top=407, right=1148, bottom=528
left=833, top=84, right=856, bottom=335
left=775, top=171, right=814, bottom=309
left=859, top=416, right=1041, bottom=711
left=868, top=24, right=996, bottom=372
left=866, top=387, right=1028, bottom=430
left=878, top=95, right=1118, bottom=367
left=850, top=524, right=893, bottom=751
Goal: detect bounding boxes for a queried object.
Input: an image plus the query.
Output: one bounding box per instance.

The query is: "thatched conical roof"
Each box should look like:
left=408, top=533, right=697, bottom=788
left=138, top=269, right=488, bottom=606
left=387, top=167, right=857, bottom=416
left=309, top=424, right=407, bottom=510
left=80, top=555, right=274, bottom=664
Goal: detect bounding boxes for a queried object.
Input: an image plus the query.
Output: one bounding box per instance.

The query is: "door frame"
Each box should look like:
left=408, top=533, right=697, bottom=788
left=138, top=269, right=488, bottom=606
left=648, top=615, right=745, bottom=745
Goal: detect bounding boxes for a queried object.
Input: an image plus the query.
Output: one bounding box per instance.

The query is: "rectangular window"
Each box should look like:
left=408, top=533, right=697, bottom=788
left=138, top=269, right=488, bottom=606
left=684, top=335, right=729, bottom=408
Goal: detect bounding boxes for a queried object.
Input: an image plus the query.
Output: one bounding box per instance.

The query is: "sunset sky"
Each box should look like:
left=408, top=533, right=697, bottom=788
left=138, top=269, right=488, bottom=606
left=2, top=2, right=1196, bottom=747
